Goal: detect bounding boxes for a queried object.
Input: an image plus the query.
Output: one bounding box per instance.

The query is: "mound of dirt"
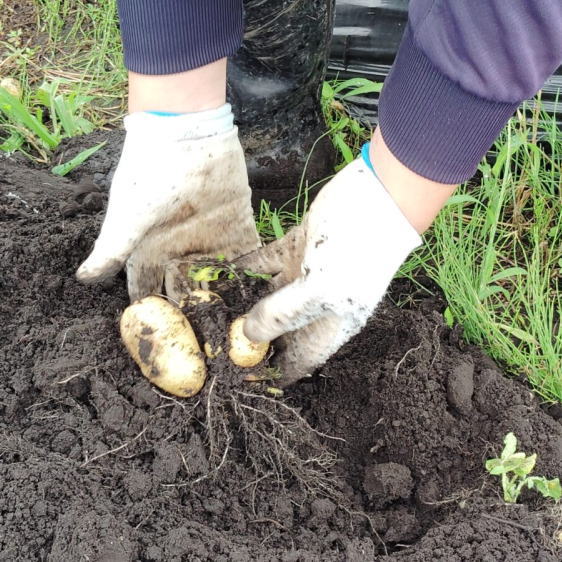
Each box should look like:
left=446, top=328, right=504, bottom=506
left=1, top=152, right=561, bottom=561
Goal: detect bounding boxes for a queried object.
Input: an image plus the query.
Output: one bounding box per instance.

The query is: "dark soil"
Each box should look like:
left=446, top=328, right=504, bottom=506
left=1, top=147, right=561, bottom=562
left=0, top=0, right=38, bottom=45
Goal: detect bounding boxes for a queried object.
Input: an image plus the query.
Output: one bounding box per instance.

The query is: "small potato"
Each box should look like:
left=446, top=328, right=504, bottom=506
left=120, top=296, right=206, bottom=397
left=229, top=315, right=269, bottom=368
left=182, top=289, right=221, bottom=307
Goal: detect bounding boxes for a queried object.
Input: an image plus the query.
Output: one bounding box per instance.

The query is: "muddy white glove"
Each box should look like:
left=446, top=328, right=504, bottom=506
left=239, top=154, right=421, bottom=386
left=76, top=104, right=259, bottom=301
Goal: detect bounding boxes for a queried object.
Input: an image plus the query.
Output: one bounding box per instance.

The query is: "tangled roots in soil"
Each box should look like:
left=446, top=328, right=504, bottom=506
left=196, top=379, right=345, bottom=503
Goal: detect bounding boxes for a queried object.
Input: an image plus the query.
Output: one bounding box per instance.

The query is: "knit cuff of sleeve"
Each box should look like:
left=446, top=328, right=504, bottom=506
left=378, top=24, right=519, bottom=184
left=118, top=0, right=243, bottom=75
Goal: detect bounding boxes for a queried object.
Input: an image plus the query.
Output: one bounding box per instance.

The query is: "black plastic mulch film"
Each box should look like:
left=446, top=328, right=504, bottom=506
left=328, top=0, right=562, bottom=123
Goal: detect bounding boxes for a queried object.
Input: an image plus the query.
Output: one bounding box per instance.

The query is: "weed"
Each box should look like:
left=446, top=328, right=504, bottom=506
left=254, top=165, right=315, bottom=241
left=321, top=77, right=381, bottom=168
left=417, top=103, right=562, bottom=402
left=1, top=0, right=126, bottom=136
left=187, top=260, right=271, bottom=284
left=486, top=432, right=561, bottom=503
left=188, top=264, right=230, bottom=283
left=51, top=140, right=106, bottom=176
left=0, top=79, right=100, bottom=163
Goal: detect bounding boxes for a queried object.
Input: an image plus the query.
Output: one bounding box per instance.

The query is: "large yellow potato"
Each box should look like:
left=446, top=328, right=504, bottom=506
left=228, top=315, right=269, bottom=368
left=120, top=296, right=206, bottom=397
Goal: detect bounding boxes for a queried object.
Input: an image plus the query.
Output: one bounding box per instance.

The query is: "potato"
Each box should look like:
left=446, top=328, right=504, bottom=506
left=120, top=296, right=206, bottom=397
left=181, top=289, right=221, bottom=307
left=228, top=315, right=269, bottom=367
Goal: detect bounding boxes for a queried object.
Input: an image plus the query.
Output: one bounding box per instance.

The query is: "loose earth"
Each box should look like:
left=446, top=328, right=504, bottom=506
left=1, top=143, right=561, bottom=561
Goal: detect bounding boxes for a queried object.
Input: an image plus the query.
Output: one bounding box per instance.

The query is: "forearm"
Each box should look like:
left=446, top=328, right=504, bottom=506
left=128, top=59, right=227, bottom=114
left=369, top=128, right=456, bottom=235
left=117, top=0, right=237, bottom=114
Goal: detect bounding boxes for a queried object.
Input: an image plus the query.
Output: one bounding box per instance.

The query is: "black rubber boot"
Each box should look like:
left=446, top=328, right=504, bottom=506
left=228, top=0, right=337, bottom=209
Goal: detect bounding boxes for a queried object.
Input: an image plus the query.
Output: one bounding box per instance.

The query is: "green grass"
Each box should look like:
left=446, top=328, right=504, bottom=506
left=417, top=105, right=562, bottom=402
left=1, top=1, right=125, bottom=162
left=321, top=77, right=379, bottom=168
left=1, top=0, right=125, bottom=134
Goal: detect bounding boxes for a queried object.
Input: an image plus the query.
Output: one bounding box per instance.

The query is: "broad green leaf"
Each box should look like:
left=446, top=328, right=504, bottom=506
left=527, top=477, right=561, bottom=500
left=511, top=453, right=536, bottom=477
left=189, top=266, right=222, bottom=282
left=350, top=119, right=363, bottom=135
left=502, top=432, right=518, bottom=459
left=546, top=478, right=562, bottom=500
left=485, top=459, right=506, bottom=475
left=52, top=142, right=106, bottom=176
left=333, top=117, right=350, bottom=132
left=54, top=94, right=94, bottom=137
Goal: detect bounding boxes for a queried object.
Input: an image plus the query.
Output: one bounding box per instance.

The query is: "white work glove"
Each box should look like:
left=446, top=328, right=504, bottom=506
left=238, top=154, right=421, bottom=386
left=76, top=104, right=259, bottom=301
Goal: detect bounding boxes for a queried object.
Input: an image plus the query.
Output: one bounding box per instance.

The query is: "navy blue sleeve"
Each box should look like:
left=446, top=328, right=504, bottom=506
left=379, top=1, right=562, bottom=183
left=117, top=0, right=243, bottom=75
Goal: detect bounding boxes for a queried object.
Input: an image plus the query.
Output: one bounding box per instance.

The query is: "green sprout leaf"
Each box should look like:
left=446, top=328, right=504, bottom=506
left=528, top=477, right=562, bottom=501
left=486, top=432, right=560, bottom=503
left=502, top=432, right=518, bottom=458
left=188, top=266, right=223, bottom=283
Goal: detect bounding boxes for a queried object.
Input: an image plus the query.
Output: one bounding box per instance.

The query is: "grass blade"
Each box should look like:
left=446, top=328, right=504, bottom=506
left=52, top=141, right=106, bottom=176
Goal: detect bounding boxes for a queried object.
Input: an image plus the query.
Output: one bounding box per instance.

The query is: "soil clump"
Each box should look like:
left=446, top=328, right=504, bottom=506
left=1, top=150, right=561, bottom=561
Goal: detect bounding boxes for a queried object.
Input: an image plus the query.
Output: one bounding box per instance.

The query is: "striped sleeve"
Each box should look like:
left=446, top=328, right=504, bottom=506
left=379, top=0, right=562, bottom=183
left=117, top=0, right=244, bottom=75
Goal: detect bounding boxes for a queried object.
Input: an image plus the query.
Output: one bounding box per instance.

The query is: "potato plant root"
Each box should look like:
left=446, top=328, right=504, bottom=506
left=1, top=147, right=561, bottom=561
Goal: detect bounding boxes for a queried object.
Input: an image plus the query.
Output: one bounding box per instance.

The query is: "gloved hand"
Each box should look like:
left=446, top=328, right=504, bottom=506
left=76, top=104, right=260, bottom=301
left=238, top=152, right=421, bottom=386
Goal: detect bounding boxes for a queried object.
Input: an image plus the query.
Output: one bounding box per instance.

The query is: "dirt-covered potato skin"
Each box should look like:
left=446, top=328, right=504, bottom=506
left=120, top=296, right=207, bottom=397
left=228, top=315, right=269, bottom=368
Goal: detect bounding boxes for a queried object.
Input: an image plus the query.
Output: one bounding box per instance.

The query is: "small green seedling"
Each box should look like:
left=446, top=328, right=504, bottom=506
left=187, top=260, right=271, bottom=284
left=188, top=265, right=227, bottom=283
left=485, top=432, right=561, bottom=503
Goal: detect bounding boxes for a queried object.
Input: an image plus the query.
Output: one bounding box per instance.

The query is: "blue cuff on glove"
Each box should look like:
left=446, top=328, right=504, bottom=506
left=146, top=110, right=184, bottom=117
left=361, top=142, right=382, bottom=183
